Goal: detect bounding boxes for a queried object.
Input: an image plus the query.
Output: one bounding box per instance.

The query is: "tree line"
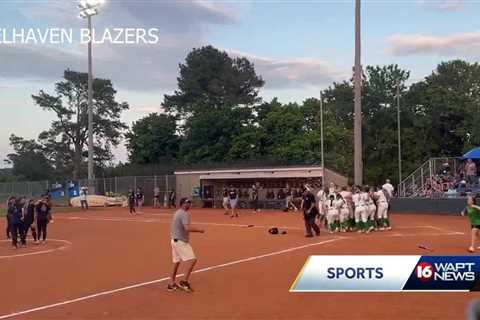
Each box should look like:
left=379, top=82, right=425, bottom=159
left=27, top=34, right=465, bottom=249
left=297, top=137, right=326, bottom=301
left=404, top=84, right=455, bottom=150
left=7, top=46, right=480, bottom=186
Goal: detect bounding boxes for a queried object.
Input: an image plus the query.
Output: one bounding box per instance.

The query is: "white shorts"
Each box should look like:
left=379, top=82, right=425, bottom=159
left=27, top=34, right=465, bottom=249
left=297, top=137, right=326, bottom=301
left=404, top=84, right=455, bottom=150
left=229, top=199, right=238, bottom=208
left=171, top=239, right=196, bottom=263
left=222, top=197, right=229, bottom=206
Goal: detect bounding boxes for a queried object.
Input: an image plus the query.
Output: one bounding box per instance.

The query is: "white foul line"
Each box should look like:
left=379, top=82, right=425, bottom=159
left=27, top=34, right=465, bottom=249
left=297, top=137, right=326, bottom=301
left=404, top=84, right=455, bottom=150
left=0, top=239, right=72, bottom=260
left=0, top=238, right=341, bottom=320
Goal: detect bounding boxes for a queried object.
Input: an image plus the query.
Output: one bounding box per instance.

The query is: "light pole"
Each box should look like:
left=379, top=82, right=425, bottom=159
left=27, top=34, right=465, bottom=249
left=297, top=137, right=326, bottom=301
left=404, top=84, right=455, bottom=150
left=78, top=0, right=104, bottom=192
left=396, top=82, right=402, bottom=196
left=320, top=91, right=326, bottom=186
left=354, top=0, right=363, bottom=186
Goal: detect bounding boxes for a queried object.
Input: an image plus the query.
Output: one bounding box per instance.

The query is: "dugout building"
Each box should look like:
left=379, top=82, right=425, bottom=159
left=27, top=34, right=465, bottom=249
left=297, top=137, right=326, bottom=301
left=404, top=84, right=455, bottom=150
left=174, top=166, right=348, bottom=209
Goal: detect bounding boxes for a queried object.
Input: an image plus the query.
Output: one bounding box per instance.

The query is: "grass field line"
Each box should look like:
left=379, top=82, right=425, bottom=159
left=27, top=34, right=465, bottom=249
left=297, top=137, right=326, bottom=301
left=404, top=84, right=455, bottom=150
left=0, top=238, right=342, bottom=320
left=0, top=239, right=72, bottom=260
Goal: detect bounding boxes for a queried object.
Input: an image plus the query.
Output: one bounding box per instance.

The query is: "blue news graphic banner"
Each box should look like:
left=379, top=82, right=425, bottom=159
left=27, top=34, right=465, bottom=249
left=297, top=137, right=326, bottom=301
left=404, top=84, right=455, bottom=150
left=290, top=256, right=480, bottom=292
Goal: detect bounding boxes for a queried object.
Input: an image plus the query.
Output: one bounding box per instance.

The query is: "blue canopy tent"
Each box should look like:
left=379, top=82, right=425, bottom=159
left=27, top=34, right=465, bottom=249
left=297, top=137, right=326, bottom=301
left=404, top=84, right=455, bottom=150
left=462, top=147, right=480, bottom=160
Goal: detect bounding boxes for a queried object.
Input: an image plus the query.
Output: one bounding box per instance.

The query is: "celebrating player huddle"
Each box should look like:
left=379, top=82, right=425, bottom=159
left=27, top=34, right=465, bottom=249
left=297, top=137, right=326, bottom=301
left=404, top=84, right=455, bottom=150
left=305, top=180, right=393, bottom=236
left=5, top=194, right=53, bottom=249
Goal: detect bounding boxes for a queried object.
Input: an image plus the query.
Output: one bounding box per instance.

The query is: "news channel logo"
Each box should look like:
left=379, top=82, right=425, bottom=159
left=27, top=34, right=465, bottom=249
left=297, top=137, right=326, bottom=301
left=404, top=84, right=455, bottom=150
left=290, top=256, right=480, bottom=292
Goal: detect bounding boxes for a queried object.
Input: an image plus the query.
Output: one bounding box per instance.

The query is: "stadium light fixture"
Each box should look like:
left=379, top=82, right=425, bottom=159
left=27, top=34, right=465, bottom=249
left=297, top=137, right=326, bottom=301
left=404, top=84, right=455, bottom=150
left=78, top=0, right=105, bottom=192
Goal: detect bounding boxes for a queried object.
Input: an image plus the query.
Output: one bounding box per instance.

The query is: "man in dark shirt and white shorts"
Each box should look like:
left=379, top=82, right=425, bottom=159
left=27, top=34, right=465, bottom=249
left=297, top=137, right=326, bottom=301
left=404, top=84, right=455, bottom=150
left=168, top=198, right=205, bottom=292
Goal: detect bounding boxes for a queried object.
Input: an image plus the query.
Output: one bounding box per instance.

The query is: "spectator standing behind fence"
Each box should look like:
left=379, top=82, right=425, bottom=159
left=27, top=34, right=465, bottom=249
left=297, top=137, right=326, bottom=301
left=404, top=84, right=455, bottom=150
left=128, top=189, right=136, bottom=215
left=136, top=187, right=144, bottom=213
left=153, top=187, right=160, bottom=208
left=251, top=183, right=260, bottom=213
left=465, top=159, right=477, bottom=189
left=169, top=190, right=176, bottom=208
left=80, top=187, right=88, bottom=211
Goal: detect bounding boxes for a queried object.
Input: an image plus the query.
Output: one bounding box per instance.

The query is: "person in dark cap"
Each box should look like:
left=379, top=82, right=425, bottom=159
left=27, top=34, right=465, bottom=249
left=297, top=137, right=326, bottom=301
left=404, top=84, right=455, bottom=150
left=168, top=197, right=205, bottom=292
left=301, top=187, right=320, bottom=237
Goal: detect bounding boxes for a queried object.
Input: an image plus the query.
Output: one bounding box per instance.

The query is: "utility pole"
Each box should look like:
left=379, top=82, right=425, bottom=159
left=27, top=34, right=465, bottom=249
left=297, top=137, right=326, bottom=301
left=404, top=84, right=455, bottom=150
left=397, top=82, right=402, bottom=196
left=320, top=91, right=325, bottom=186
left=354, top=0, right=363, bottom=185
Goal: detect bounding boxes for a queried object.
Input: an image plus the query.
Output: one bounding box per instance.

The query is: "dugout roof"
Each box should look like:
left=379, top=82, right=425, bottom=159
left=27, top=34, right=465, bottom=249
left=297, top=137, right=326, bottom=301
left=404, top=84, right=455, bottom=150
left=175, top=166, right=324, bottom=180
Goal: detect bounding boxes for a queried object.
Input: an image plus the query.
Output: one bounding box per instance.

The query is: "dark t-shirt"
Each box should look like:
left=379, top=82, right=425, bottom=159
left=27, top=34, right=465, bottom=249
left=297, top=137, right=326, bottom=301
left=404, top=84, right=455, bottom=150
left=302, top=192, right=318, bottom=217
left=229, top=189, right=237, bottom=200
left=136, top=192, right=144, bottom=200
left=24, top=203, right=35, bottom=223
left=36, top=204, right=51, bottom=221
left=222, top=189, right=228, bottom=197
left=128, top=192, right=136, bottom=204
left=8, top=205, right=22, bottom=224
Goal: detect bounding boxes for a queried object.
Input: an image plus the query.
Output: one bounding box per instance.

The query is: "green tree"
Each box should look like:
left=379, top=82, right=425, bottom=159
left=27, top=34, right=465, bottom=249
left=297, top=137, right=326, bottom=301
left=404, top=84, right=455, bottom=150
left=6, top=135, right=56, bottom=181
left=125, top=113, right=179, bottom=164
left=164, top=46, right=264, bottom=163
left=406, top=60, right=480, bottom=157
left=29, top=70, right=129, bottom=179
left=362, top=64, right=410, bottom=185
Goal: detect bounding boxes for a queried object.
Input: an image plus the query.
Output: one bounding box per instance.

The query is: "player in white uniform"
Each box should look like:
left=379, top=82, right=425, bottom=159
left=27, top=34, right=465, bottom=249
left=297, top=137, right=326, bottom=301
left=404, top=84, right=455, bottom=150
left=325, top=194, right=339, bottom=233
left=360, top=186, right=375, bottom=233
left=335, top=193, right=349, bottom=232
left=352, top=186, right=366, bottom=233
left=339, top=186, right=354, bottom=231
left=222, top=187, right=229, bottom=215
left=328, top=182, right=336, bottom=197
left=375, top=187, right=391, bottom=230
left=382, top=179, right=394, bottom=198
left=316, top=187, right=325, bottom=217
left=366, top=186, right=377, bottom=232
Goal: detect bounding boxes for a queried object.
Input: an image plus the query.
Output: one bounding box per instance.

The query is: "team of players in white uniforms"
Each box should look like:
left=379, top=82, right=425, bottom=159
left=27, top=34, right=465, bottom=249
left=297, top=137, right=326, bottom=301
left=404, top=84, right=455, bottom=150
left=316, top=180, right=394, bottom=234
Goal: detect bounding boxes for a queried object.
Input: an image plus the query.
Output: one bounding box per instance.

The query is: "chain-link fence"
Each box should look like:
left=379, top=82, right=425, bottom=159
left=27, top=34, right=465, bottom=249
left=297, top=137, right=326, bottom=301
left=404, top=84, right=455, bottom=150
left=0, top=175, right=176, bottom=206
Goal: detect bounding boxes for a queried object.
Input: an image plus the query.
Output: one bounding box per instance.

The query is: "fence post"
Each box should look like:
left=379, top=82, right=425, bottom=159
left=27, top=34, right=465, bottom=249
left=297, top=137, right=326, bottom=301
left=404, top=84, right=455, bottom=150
left=429, top=160, right=433, bottom=182
left=420, top=167, right=424, bottom=191
left=164, top=175, right=169, bottom=208
left=115, top=177, right=118, bottom=195
left=134, top=176, right=137, bottom=190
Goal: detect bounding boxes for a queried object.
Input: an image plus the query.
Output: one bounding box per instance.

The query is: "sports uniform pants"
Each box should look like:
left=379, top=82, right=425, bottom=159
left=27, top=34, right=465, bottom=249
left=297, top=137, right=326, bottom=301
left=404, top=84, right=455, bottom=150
left=37, top=219, right=48, bottom=241
left=304, top=214, right=320, bottom=236
left=326, top=209, right=339, bottom=231
left=22, top=220, right=37, bottom=243
left=10, top=222, right=25, bottom=247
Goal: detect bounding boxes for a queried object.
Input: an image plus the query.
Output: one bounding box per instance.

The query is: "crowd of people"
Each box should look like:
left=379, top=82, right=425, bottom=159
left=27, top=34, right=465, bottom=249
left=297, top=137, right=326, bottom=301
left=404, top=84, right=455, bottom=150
left=5, top=194, right=53, bottom=249
left=300, top=181, right=393, bottom=237
left=217, top=179, right=395, bottom=236
left=420, top=158, right=478, bottom=197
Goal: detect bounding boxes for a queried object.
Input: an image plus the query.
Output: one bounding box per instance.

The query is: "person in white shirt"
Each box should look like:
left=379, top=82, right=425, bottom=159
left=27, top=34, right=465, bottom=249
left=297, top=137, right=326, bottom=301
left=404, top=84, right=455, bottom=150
left=340, top=186, right=354, bottom=231
left=316, top=187, right=326, bottom=219
left=325, top=194, right=339, bottom=233
left=375, top=187, right=392, bottom=230
left=382, top=179, right=394, bottom=198
left=80, top=187, right=88, bottom=211
left=367, top=186, right=377, bottom=232
left=335, top=193, right=349, bottom=232
left=352, top=186, right=367, bottom=233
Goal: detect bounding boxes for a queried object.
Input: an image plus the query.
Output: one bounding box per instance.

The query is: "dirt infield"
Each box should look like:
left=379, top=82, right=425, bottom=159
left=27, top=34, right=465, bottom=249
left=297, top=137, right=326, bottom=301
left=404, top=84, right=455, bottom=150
left=0, top=207, right=477, bottom=319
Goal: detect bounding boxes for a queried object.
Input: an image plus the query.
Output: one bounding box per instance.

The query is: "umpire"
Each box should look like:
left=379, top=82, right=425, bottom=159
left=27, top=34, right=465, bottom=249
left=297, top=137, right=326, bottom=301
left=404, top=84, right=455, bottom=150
left=301, top=187, right=321, bottom=237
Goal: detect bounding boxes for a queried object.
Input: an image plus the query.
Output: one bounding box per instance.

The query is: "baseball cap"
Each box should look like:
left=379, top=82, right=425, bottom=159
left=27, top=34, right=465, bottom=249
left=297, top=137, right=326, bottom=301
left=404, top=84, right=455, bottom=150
left=179, top=197, right=192, bottom=205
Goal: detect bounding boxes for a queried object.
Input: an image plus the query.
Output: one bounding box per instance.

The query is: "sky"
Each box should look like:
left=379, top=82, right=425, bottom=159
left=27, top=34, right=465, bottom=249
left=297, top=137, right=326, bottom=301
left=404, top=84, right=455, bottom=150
left=1, top=0, right=480, bottom=166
